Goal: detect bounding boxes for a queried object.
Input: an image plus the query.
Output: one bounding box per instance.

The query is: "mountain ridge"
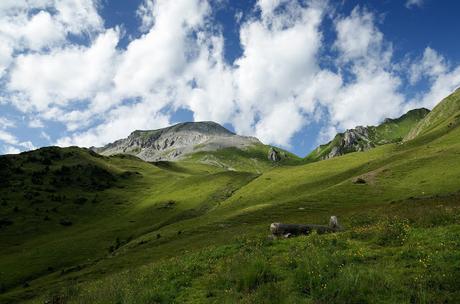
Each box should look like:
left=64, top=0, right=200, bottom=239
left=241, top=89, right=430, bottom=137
left=306, top=108, right=430, bottom=161
left=93, top=121, right=262, bottom=162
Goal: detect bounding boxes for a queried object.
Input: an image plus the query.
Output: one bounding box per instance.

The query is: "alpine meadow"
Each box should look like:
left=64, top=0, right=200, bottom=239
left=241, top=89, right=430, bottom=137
left=1, top=1, right=460, bottom=304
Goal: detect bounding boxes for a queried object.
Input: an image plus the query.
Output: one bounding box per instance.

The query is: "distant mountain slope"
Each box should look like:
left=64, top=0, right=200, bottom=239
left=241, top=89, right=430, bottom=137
left=93, top=121, right=262, bottom=162
left=404, top=89, right=460, bottom=141
left=306, top=108, right=429, bottom=161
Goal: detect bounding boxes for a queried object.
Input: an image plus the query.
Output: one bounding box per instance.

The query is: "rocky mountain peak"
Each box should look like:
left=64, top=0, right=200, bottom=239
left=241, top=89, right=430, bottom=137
left=93, top=121, right=260, bottom=162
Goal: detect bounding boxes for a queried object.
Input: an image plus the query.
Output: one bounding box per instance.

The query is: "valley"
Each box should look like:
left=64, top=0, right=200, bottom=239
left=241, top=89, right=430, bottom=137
left=1, top=90, right=460, bottom=303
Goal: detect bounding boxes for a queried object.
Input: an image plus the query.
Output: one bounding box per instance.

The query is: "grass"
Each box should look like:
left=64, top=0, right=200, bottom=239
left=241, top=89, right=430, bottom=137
left=183, top=143, right=303, bottom=173
left=28, top=197, right=460, bottom=303
left=1, top=92, right=460, bottom=303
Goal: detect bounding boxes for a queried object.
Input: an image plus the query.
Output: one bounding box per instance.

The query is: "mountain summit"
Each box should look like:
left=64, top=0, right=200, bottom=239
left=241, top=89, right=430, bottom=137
left=93, top=121, right=261, bottom=161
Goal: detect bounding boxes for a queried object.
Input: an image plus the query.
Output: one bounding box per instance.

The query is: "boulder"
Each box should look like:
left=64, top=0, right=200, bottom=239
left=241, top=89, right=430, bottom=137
left=353, top=177, right=367, bottom=184
left=270, top=216, right=341, bottom=237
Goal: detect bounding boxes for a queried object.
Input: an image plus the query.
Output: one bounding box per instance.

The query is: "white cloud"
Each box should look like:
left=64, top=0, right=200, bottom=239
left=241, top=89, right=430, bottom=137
left=8, top=29, right=119, bottom=112
left=0, top=0, right=459, bottom=153
left=0, top=129, right=36, bottom=151
left=409, top=47, right=447, bottom=84
left=29, top=118, right=44, bottom=128
left=334, top=7, right=390, bottom=66
left=0, top=129, right=18, bottom=145
left=232, top=0, right=325, bottom=144
left=0, top=0, right=103, bottom=77
left=56, top=101, right=170, bottom=147
left=54, top=0, right=103, bottom=34
left=317, top=125, right=338, bottom=145
left=185, top=35, right=237, bottom=123
left=2, top=145, right=20, bottom=154
left=0, top=117, right=16, bottom=129
left=114, top=0, right=210, bottom=99
left=20, top=141, right=35, bottom=150
left=254, top=102, right=304, bottom=147
left=406, top=0, right=424, bottom=9
left=137, top=0, right=156, bottom=32
left=328, top=7, right=403, bottom=130
left=21, top=11, right=65, bottom=50
left=403, top=47, right=460, bottom=110
left=406, top=66, right=460, bottom=110
left=331, top=69, right=404, bottom=129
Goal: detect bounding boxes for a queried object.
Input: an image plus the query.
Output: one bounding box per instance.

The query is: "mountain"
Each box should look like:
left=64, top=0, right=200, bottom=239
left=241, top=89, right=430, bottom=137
left=2, top=91, right=460, bottom=303
left=93, top=121, right=262, bottom=162
left=404, top=88, right=460, bottom=141
left=306, top=108, right=430, bottom=161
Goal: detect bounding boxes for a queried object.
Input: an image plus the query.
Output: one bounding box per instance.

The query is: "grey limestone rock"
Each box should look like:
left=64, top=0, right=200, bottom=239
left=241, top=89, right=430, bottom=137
left=93, top=121, right=261, bottom=162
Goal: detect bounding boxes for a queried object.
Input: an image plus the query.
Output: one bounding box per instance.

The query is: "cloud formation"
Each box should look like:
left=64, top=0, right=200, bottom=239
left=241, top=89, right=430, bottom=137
left=0, top=0, right=459, bottom=154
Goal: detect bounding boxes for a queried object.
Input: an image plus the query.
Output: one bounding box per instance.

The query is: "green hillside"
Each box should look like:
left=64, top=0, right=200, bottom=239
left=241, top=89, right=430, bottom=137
left=306, top=108, right=429, bottom=161
left=183, top=143, right=303, bottom=173
left=1, top=92, right=460, bottom=303
left=405, top=89, right=460, bottom=141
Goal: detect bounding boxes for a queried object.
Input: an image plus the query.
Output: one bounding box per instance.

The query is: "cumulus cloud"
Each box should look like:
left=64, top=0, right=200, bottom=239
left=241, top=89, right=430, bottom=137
left=409, top=47, right=447, bottom=85
left=326, top=7, right=405, bottom=131
left=334, top=7, right=385, bottom=63
left=0, top=0, right=103, bottom=77
left=232, top=0, right=325, bottom=142
left=56, top=102, right=170, bottom=147
left=8, top=29, right=119, bottom=112
left=137, top=0, right=156, bottom=32
left=0, top=0, right=459, bottom=154
left=406, top=48, right=460, bottom=110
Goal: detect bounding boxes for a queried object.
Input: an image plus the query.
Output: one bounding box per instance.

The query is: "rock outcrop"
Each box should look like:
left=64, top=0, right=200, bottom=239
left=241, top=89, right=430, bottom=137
left=307, top=108, right=430, bottom=161
left=326, top=126, right=374, bottom=159
left=268, top=147, right=281, bottom=162
left=93, top=121, right=261, bottom=162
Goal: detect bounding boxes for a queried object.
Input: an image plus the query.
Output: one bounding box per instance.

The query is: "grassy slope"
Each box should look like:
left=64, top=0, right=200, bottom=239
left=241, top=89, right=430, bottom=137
left=183, top=143, right=303, bottom=173
left=1, top=92, right=460, bottom=302
left=306, top=108, right=429, bottom=161
left=0, top=149, right=258, bottom=301
left=405, top=89, right=460, bottom=141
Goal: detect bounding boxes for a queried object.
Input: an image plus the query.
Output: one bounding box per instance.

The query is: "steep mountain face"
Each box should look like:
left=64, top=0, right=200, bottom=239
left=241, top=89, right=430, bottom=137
left=307, top=108, right=430, bottom=161
left=93, top=121, right=262, bottom=161
left=404, top=89, right=460, bottom=141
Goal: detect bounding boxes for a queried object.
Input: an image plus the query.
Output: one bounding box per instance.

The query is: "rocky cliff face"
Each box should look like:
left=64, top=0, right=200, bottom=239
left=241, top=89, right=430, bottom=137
left=268, top=147, right=281, bottom=162
left=325, top=126, right=374, bottom=159
left=93, top=121, right=261, bottom=162
left=307, top=108, right=430, bottom=161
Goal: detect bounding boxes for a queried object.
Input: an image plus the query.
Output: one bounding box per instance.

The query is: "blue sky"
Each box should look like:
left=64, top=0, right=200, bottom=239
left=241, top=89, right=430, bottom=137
left=0, top=0, right=459, bottom=157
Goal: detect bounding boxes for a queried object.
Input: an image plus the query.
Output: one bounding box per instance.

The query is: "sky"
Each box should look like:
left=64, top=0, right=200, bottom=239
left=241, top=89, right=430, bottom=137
left=0, top=0, right=459, bottom=157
